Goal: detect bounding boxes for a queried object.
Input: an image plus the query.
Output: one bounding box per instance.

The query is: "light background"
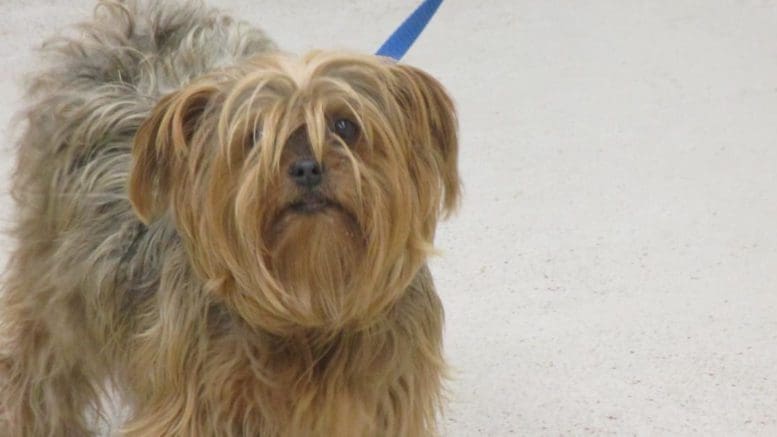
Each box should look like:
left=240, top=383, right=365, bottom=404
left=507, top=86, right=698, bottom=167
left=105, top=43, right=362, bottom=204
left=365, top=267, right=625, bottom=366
left=1, top=1, right=776, bottom=435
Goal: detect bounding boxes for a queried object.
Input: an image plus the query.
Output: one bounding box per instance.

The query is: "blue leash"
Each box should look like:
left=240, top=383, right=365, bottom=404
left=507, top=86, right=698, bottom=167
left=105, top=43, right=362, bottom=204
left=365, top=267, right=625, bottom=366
left=375, top=0, right=443, bottom=60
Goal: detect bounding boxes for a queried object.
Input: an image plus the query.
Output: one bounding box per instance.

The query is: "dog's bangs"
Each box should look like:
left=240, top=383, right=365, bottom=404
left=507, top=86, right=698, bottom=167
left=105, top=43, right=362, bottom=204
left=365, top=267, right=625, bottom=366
left=219, top=74, right=306, bottom=176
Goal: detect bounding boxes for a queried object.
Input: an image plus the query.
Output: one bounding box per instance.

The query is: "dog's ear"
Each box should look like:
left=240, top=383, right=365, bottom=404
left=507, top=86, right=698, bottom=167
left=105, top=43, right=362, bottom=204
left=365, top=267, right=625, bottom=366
left=391, top=65, right=460, bottom=215
left=129, top=85, right=215, bottom=223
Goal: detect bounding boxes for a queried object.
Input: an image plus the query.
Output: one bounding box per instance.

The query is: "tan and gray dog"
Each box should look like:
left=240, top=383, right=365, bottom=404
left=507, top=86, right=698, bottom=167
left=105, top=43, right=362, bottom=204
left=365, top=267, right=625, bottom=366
left=0, top=0, right=459, bottom=435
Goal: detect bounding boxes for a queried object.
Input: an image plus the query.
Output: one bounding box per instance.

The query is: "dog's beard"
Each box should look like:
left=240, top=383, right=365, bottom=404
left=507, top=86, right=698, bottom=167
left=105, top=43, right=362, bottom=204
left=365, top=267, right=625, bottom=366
left=267, top=207, right=364, bottom=323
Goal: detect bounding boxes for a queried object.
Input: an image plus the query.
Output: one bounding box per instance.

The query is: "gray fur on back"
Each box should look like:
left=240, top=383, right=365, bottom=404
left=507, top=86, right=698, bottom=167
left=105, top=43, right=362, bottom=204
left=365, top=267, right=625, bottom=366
left=13, top=0, right=276, bottom=275
left=10, top=0, right=275, bottom=356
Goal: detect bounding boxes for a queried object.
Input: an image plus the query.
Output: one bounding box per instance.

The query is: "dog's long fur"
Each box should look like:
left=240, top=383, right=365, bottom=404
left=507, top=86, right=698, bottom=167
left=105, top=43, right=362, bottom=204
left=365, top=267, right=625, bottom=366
left=0, top=1, right=459, bottom=435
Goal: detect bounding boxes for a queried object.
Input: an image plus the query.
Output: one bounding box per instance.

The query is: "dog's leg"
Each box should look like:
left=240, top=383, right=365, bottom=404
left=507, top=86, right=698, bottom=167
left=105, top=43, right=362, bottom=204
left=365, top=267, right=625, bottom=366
left=0, top=280, right=104, bottom=436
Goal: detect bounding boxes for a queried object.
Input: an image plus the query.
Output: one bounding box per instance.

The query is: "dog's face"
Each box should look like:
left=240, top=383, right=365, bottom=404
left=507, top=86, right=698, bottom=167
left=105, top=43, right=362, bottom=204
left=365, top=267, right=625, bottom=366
left=129, top=52, right=459, bottom=333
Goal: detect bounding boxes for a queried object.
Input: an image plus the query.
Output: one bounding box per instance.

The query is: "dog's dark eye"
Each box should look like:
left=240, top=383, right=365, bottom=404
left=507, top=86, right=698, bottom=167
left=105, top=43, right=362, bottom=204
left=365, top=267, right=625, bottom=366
left=245, top=127, right=262, bottom=150
left=332, top=118, right=359, bottom=144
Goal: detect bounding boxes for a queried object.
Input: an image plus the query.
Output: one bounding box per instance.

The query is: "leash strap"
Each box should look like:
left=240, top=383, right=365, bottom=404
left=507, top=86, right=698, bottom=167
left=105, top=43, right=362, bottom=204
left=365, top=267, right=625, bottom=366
left=375, top=0, right=443, bottom=60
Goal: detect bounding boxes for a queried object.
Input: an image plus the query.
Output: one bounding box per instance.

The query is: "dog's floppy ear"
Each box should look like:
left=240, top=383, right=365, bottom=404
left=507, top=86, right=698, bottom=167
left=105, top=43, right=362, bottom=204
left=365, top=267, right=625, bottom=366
left=391, top=64, right=460, bottom=215
left=129, top=85, right=215, bottom=223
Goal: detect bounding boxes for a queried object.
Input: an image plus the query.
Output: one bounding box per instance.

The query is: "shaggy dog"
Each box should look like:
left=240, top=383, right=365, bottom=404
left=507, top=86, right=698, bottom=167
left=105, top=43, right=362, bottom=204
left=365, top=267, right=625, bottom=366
left=0, top=1, right=459, bottom=435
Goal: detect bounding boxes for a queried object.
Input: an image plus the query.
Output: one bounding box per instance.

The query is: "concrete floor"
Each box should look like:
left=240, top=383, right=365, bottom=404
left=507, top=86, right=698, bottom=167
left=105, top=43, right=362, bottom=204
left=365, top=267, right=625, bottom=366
left=1, top=1, right=776, bottom=435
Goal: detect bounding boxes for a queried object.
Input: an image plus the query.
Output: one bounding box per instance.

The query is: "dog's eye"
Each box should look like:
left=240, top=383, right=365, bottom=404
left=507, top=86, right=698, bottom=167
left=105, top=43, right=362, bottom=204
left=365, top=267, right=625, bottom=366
left=332, top=118, right=359, bottom=144
left=246, top=127, right=262, bottom=150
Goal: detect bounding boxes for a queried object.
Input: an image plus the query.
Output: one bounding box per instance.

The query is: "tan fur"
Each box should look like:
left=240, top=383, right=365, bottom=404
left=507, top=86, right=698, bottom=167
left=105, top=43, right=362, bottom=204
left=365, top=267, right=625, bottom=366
left=0, top=1, right=459, bottom=436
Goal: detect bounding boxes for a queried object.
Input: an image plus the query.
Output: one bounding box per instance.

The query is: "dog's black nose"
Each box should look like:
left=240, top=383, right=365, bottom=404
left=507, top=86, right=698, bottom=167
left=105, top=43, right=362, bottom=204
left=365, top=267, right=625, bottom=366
left=289, top=159, right=323, bottom=188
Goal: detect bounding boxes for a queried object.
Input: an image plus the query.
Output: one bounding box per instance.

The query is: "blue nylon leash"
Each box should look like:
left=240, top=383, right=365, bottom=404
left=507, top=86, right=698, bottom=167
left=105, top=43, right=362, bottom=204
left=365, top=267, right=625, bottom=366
left=375, top=0, right=443, bottom=60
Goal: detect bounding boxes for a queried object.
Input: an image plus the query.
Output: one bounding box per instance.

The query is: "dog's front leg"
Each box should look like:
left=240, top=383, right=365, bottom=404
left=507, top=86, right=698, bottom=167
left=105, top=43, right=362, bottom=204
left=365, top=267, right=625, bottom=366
left=0, top=318, right=103, bottom=436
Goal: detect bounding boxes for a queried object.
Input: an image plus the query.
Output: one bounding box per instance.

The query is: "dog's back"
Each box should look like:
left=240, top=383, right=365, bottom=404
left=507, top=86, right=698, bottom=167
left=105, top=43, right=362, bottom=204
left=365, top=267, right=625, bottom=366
left=9, top=0, right=277, bottom=303
left=15, top=0, right=275, bottom=230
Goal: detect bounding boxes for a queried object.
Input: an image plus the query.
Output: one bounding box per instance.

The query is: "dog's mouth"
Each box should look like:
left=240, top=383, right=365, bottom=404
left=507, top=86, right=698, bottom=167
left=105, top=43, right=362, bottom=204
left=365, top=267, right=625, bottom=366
left=288, top=192, right=331, bottom=214
left=263, top=192, right=366, bottom=267
left=270, top=192, right=362, bottom=238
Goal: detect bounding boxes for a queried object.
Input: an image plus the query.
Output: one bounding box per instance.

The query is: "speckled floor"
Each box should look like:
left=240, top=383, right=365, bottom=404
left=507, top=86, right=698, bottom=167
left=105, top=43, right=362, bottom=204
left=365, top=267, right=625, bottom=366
left=1, top=1, right=776, bottom=435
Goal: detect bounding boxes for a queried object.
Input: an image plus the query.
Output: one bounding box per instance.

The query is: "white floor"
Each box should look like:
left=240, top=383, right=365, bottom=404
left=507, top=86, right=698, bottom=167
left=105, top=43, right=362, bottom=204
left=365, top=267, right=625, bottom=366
left=1, top=1, right=776, bottom=435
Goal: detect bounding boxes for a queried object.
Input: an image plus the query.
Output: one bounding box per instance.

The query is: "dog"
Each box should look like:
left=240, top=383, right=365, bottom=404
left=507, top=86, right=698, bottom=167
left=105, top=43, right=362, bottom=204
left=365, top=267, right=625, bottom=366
left=0, top=0, right=459, bottom=435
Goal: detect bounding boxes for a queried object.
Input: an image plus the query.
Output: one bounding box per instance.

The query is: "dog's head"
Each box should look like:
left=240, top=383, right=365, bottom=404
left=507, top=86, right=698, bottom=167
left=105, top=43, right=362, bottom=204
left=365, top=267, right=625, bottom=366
left=129, top=52, right=459, bottom=333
